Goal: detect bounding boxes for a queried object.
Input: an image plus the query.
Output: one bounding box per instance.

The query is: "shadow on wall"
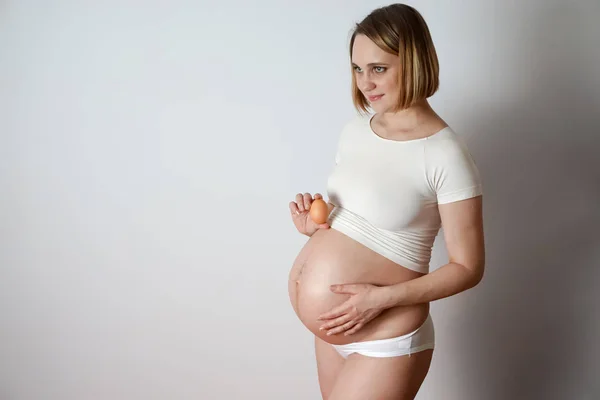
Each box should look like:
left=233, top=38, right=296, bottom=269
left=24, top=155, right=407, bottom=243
left=455, top=4, right=600, bottom=400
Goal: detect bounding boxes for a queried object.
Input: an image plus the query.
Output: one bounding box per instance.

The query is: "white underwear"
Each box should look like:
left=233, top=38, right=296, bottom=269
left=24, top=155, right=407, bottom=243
left=331, top=314, right=435, bottom=358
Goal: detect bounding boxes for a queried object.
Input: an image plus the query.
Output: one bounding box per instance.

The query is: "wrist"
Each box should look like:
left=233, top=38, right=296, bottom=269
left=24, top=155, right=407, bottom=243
left=378, top=283, right=405, bottom=309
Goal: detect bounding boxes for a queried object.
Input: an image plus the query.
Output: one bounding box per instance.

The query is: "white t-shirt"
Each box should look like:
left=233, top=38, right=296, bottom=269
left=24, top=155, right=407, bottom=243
left=326, top=114, right=483, bottom=273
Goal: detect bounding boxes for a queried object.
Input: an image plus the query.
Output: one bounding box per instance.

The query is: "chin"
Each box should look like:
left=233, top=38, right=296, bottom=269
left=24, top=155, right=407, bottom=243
left=370, top=104, right=384, bottom=113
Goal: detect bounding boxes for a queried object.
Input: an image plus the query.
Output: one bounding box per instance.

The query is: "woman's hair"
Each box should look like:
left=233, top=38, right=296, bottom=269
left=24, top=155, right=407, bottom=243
left=349, top=3, right=440, bottom=114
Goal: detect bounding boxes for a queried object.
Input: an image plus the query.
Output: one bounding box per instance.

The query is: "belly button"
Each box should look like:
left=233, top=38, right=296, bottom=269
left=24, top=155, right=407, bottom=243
left=295, top=263, right=306, bottom=284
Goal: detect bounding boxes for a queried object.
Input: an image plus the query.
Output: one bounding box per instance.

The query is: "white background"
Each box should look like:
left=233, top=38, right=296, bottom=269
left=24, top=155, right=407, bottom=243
left=1, top=1, right=599, bottom=399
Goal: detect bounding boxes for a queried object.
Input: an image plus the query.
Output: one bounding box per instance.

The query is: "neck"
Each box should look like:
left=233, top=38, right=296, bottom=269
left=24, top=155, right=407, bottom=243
left=380, top=99, right=434, bottom=132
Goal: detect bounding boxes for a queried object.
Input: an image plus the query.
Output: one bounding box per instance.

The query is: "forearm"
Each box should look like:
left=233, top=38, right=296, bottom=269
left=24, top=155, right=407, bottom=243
left=379, top=262, right=484, bottom=308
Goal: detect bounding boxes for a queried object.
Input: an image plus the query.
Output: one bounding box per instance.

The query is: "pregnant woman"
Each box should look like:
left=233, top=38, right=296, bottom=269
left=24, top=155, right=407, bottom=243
left=287, top=4, right=485, bottom=400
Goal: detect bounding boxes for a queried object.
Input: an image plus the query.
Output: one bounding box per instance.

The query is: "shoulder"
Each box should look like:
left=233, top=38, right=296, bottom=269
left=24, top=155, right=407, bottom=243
left=423, top=127, right=481, bottom=182
left=337, top=113, right=372, bottom=141
left=424, top=127, right=474, bottom=162
left=423, top=127, right=483, bottom=201
left=343, top=112, right=371, bottom=131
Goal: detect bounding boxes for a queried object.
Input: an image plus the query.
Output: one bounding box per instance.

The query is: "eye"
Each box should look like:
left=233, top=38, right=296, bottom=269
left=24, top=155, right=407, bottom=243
left=352, top=65, right=386, bottom=73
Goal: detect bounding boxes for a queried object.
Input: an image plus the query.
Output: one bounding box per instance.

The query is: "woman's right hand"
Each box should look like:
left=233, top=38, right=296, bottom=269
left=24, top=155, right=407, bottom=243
left=289, top=193, right=332, bottom=237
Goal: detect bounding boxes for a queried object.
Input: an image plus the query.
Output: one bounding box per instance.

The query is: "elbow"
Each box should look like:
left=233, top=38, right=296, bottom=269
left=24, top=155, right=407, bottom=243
left=473, top=264, right=485, bottom=287
left=465, top=262, right=485, bottom=289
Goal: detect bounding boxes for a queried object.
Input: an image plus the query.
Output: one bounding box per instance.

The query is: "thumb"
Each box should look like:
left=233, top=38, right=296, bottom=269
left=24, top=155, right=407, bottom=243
left=326, top=201, right=335, bottom=214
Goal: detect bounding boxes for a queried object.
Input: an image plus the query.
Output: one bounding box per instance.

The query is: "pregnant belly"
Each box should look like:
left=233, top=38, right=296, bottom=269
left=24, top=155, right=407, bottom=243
left=288, top=227, right=430, bottom=346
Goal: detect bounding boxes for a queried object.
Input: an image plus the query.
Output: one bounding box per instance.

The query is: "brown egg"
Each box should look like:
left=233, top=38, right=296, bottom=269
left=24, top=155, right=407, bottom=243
left=309, top=199, right=329, bottom=225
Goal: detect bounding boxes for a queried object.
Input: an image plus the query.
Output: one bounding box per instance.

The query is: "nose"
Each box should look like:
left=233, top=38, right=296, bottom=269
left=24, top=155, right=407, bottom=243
left=357, top=73, right=375, bottom=93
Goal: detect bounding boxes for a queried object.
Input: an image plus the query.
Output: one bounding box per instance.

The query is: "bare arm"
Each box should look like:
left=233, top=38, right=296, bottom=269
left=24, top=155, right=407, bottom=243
left=379, top=195, right=485, bottom=308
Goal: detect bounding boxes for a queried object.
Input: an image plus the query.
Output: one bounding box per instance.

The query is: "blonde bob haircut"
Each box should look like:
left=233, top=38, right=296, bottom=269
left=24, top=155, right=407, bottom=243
left=349, top=3, right=440, bottom=114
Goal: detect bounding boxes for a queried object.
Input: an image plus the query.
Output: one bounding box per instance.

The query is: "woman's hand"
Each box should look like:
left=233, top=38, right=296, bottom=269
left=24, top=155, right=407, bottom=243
left=289, top=192, right=332, bottom=237
left=317, top=283, right=389, bottom=336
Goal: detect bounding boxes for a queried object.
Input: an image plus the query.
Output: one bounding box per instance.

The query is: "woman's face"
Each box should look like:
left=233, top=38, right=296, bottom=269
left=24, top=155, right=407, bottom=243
left=351, top=34, right=400, bottom=113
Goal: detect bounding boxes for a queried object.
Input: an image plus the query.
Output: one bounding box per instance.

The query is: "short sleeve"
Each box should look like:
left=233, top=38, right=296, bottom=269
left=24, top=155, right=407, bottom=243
left=424, top=135, right=483, bottom=204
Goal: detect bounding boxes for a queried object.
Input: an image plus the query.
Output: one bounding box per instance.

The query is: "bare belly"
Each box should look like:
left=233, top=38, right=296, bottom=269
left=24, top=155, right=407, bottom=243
left=288, top=227, right=430, bottom=346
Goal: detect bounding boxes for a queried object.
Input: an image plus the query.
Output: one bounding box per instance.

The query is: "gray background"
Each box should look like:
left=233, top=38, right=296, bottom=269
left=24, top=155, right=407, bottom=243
left=1, top=1, right=599, bottom=399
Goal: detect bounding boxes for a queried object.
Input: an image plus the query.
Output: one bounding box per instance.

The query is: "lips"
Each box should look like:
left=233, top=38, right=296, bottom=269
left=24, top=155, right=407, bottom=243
left=367, top=94, right=384, bottom=101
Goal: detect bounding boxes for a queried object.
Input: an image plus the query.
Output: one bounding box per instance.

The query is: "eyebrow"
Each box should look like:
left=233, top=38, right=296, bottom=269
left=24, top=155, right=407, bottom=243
left=351, top=62, right=390, bottom=67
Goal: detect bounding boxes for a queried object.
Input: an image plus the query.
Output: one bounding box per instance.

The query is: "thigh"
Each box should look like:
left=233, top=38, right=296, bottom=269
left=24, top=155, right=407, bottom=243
left=328, top=349, right=434, bottom=400
left=315, top=336, right=346, bottom=400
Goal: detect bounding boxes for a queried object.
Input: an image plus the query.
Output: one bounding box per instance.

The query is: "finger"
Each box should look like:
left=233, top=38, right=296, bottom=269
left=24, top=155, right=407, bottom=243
left=344, top=322, right=364, bottom=336
left=314, top=193, right=323, bottom=200
left=289, top=202, right=300, bottom=216
left=330, top=284, right=357, bottom=295
left=303, top=193, right=312, bottom=210
left=319, top=313, right=353, bottom=331
left=295, top=193, right=305, bottom=212
left=317, top=309, right=342, bottom=321
left=327, top=201, right=335, bottom=214
left=318, top=223, right=330, bottom=229
left=317, top=304, right=351, bottom=321
left=327, top=320, right=359, bottom=336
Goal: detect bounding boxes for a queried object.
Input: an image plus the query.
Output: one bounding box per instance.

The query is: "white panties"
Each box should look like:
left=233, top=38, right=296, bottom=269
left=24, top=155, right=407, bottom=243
left=331, top=314, right=435, bottom=358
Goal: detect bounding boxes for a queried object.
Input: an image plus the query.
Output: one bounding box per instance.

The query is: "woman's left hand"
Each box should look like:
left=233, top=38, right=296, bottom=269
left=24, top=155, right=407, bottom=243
left=317, top=283, right=388, bottom=336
